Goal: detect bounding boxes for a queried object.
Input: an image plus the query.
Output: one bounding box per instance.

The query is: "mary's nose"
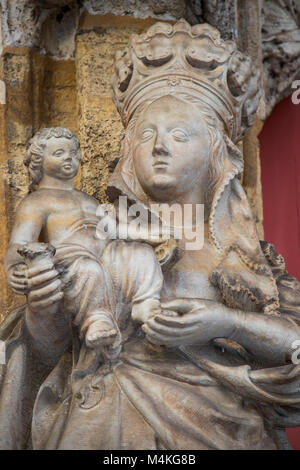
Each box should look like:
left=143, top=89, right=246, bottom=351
left=152, top=134, right=169, bottom=157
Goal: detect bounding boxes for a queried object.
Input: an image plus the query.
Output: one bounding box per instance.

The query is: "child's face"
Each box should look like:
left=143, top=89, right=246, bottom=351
left=42, top=137, right=81, bottom=180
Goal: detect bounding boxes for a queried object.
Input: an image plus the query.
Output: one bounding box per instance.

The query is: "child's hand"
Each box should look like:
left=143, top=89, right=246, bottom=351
left=132, top=298, right=162, bottom=324
left=7, top=263, right=28, bottom=295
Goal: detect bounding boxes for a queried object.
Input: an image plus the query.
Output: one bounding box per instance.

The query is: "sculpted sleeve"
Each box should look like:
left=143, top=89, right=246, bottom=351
left=210, top=242, right=300, bottom=430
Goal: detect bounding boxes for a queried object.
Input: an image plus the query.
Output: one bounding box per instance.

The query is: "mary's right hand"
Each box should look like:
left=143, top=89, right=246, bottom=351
left=26, top=262, right=63, bottom=312
left=142, top=298, right=235, bottom=348
left=23, top=261, right=71, bottom=361
left=7, top=263, right=29, bottom=295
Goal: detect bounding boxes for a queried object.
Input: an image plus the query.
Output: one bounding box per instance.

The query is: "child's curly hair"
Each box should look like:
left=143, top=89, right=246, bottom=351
left=24, top=127, right=80, bottom=191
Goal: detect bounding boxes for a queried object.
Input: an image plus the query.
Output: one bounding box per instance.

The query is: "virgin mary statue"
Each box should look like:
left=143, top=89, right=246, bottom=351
left=1, top=19, right=300, bottom=450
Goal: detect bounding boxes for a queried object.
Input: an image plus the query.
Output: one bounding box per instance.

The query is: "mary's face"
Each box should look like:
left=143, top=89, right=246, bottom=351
left=132, top=96, right=210, bottom=202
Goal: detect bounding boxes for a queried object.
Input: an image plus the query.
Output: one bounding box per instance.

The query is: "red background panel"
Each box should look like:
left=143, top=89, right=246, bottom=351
left=259, top=94, right=300, bottom=450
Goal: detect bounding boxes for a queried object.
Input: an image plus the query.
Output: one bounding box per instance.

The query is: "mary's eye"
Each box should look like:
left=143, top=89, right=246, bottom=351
left=141, top=129, right=154, bottom=141
left=172, top=129, right=189, bottom=142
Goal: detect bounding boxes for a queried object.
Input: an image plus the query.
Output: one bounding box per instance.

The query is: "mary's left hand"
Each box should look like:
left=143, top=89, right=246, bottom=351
left=142, top=298, right=235, bottom=347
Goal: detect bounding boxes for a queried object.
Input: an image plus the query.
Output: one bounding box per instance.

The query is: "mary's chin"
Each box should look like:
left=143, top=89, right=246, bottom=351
left=148, top=174, right=176, bottom=190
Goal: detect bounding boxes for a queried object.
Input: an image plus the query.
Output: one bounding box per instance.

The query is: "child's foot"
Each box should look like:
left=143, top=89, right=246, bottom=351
left=85, top=319, right=117, bottom=349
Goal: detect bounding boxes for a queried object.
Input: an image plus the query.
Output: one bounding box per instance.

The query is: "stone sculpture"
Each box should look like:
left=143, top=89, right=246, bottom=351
left=4, top=125, right=164, bottom=353
left=1, top=19, right=300, bottom=450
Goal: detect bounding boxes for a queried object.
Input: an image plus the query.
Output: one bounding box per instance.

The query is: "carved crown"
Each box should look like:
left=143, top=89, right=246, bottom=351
left=111, top=19, right=261, bottom=142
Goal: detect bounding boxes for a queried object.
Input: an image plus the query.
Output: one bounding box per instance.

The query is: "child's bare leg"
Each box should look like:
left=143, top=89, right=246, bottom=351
left=82, top=311, right=118, bottom=349
left=85, top=312, right=117, bottom=348
left=62, top=257, right=119, bottom=350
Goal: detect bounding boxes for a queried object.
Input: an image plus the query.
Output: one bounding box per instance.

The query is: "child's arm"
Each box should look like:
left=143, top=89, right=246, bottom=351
left=4, top=195, right=46, bottom=294
left=5, top=194, right=70, bottom=359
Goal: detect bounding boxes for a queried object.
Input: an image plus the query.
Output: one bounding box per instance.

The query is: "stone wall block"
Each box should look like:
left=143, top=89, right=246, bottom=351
left=236, top=0, right=264, bottom=237
left=40, top=57, right=77, bottom=132
left=2, top=47, right=33, bottom=159
left=242, top=117, right=264, bottom=240
left=83, top=0, right=186, bottom=20
left=75, top=20, right=146, bottom=202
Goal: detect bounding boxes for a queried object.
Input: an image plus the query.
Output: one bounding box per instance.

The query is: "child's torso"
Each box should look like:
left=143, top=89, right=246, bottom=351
left=38, top=188, right=106, bottom=257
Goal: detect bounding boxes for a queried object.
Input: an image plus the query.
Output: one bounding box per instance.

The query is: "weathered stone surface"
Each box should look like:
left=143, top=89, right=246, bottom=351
left=1, top=0, right=78, bottom=59
left=262, top=0, right=300, bottom=117
left=242, top=117, right=265, bottom=240
left=186, top=0, right=236, bottom=40
left=76, top=28, right=124, bottom=202
left=0, top=46, right=77, bottom=204
left=0, top=46, right=33, bottom=250
left=0, top=156, right=28, bottom=319
left=1, top=0, right=46, bottom=48
left=0, top=176, right=9, bottom=320
left=2, top=0, right=299, bottom=315
left=75, top=15, right=163, bottom=202
left=39, top=57, right=77, bottom=132
left=2, top=0, right=300, bottom=108
left=2, top=47, right=33, bottom=159
left=0, top=45, right=33, bottom=317
left=39, top=2, right=79, bottom=59
left=235, top=0, right=264, bottom=238
left=2, top=19, right=300, bottom=450
left=186, top=0, right=300, bottom=119
left=187, top=0, right=265, bottom=237
left=0, top=45, right=78, bottom=317
left=0, top=1, right=185, bottom=60
left=35, top=0, right=75, bottom=7
left=84, top=0, right=186, bottom=20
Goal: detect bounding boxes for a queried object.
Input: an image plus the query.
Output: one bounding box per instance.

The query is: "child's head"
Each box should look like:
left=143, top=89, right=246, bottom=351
left=24, top=127, right=81, bottom=190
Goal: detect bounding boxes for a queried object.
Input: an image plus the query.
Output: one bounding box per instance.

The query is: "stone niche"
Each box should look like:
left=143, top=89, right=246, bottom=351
left=0, top=0, right=299, bottom=318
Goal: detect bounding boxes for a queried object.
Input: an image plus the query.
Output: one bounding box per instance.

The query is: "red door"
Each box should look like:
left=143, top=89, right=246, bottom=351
left=259, top=94, right=300, bottom=449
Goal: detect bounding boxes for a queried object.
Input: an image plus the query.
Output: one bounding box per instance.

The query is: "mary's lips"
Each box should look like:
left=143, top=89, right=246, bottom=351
left=153, top=161, right=169, bottom=168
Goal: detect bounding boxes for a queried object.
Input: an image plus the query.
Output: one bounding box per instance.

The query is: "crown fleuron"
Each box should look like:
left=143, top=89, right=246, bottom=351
left=111, top=19, right=261, bottom=143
